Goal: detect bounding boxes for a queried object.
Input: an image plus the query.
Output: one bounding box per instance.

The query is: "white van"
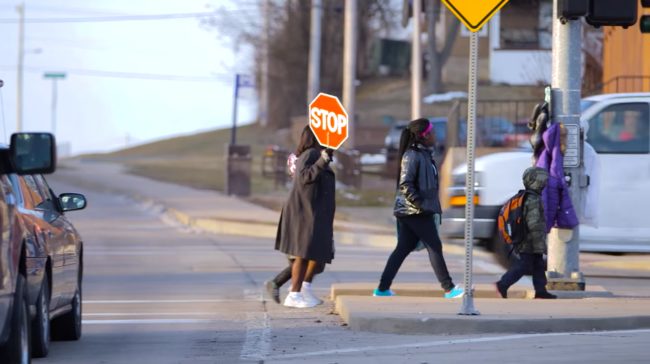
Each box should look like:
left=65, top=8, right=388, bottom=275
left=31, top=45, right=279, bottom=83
left=440, top=93, right=650, bottom=266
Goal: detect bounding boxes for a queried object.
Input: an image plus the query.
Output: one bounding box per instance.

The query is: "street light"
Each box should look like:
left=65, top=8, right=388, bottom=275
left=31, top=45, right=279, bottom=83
left=43, top=72, right=66, bottom=136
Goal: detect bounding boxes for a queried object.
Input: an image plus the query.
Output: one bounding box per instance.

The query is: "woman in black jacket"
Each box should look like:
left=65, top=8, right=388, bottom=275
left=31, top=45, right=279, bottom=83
left=275, top=126, right=335, bottom=308
left=374, top=118, right=464, bottom=298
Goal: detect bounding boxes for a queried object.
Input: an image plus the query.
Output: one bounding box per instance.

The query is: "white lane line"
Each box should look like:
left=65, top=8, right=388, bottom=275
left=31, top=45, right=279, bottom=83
left=82, top=319, right=220, bottom=325
left=84, top=299, right=247, bottom=304
left=266, top=329, right=650, bottom=360
left=84, top=312, right=218, bottom=317
left=240, top=289, right=272, bottom=361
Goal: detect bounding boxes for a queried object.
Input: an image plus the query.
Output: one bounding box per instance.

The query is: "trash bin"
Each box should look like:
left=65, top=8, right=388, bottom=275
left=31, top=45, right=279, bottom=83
left=225, top=144, right=252, bottom=197
left=384, top=148, right=399, bottom=179
left=273, top=148, right=290, bottom=188
left=335, top=149, right=362, bottom=189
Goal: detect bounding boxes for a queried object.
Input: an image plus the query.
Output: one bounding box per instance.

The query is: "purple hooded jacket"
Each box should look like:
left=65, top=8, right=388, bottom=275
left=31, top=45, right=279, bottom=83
left=534, top=123, right=579, bottom=232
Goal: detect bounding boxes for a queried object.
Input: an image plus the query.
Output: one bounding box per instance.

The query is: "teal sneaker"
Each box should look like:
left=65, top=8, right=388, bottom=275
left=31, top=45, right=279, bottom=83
left=372, top=288, right=396, bottom=297
left=444, top=285, right=465, bottom=299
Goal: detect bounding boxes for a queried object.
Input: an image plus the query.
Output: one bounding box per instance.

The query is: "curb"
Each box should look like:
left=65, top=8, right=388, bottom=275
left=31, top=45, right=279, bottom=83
left=331, top=283, right=614, bottom=301
left=335, top=296, right=650, bottom=335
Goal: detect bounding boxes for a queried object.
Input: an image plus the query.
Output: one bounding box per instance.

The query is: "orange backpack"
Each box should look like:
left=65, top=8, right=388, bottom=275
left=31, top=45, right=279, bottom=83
left=497, top=190, right=534, bottom=246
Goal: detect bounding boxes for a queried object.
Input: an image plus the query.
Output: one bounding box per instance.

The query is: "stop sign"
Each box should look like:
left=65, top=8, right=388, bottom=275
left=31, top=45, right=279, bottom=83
left=308, top=92, right=348, bottom=150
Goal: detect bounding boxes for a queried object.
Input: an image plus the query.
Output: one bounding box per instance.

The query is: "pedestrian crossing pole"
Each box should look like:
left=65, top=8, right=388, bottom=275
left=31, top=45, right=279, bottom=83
left=459, top=31, right=480, bottom=316
left=547, top=0, right=585, bottom=290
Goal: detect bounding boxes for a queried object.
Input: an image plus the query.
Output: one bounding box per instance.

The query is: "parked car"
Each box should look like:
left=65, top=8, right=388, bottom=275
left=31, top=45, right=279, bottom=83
left=0, top=133, right=57, bottom=364
left=9, top=172, right=87, bottom=358
left=440, top=93, right=650, bottom=267
left=384, top=117, right=458, bottom=159
left=476, top=117, right=516, bottom=147
left=503, top=120, right=531, bottom=148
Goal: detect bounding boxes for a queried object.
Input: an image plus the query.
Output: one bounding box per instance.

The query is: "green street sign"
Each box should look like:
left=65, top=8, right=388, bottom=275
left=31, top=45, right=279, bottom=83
left=43, top=72, right=66, bottom=79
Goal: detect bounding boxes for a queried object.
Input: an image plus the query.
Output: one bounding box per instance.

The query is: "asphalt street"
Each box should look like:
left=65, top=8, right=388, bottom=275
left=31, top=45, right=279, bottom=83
left=36, top=176, right=650, bottom=364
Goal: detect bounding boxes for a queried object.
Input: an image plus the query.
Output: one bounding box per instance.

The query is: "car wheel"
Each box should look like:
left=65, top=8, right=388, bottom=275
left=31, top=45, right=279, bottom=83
left=31, top=273, right=50, bottom=358
left=492, top=234, right=515, bottom=269
left=51, top=276, right=81, bottom=341
left=0, top=274, right=32, bottom=364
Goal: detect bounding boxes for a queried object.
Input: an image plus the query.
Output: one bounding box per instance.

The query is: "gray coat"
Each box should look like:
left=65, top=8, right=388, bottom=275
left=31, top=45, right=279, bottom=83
left=275, top=148, right=336, bottom=264
left=518, top=167, right=549, bottom=254
left=394, top=145, right=442, bottom=217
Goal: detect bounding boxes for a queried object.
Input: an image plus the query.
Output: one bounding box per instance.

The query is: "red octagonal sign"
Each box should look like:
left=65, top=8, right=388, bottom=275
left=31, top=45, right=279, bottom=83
left=308, top=92, right=348, bottom=150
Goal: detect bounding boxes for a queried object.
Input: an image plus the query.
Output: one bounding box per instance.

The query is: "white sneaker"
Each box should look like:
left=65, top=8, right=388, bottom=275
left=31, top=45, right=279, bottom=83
left=301, top=283, right=324, bottom=306
left=283, top=292, right=317, bottom=308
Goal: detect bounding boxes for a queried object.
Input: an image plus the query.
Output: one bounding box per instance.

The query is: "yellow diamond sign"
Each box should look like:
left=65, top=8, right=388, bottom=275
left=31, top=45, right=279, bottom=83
left=442, top=0, right=510, bottom=32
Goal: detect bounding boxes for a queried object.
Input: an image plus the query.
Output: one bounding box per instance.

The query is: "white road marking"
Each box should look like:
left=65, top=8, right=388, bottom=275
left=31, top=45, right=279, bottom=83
left=84, top=312, right=218, bottom=317
left=84, top=299, right=248, bottom=304
left=82, top=319, right=220, bottom=325
left=240, top=289, right=272, bottom=361
left=266, top=329, right=650, bottom=360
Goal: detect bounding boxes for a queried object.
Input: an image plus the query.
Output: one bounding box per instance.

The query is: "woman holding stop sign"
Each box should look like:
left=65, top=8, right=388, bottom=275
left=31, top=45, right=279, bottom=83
left=374, top=118, right=464, bottom=299
left=275, top=126, right=335, bottom=308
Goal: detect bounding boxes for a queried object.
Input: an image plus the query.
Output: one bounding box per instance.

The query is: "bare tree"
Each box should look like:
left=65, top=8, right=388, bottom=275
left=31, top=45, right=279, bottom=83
left=205, top=0, right=395, bottom=130
left=425, top=1, right=460, bottom=94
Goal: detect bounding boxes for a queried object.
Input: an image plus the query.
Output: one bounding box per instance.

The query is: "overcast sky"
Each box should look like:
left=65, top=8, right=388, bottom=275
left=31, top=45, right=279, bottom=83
left=0, top=0, right=258, bottom=155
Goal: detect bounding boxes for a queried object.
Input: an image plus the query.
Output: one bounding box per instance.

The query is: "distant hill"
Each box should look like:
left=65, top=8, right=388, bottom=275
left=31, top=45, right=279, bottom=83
left=104, top=123, right=265, bottom=159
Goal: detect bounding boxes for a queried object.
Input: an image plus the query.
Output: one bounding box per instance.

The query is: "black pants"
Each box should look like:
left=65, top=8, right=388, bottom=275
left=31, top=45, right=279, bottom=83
left=272, top=257, right=325, bottom=287
left=497, top=253, right=548, bottom=293
left=379, top=215, right=454, bottom=291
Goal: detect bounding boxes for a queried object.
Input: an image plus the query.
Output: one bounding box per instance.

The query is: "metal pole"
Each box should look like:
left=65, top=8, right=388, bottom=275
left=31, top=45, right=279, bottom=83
left=308, top=0, right=322, bottom=102
left=230, top=74, right=240, bottom=146
left=16, top=2, right=25, bottom=132
left=51, top=79, right=57, bottom=136
left=459, top=31, right=479, bottom=316
left=260, top=0, right=270, bottom=127
left=343, top=0, right=357, bottom=148
left=411, top=0, right=422, bottom=119
left=547, top=0, right=585, bottom=290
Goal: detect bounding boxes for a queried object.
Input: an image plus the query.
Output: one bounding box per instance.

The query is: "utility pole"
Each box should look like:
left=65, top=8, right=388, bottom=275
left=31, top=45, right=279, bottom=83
left=231, top=74, right=241, bottom=146
left=343, top=0, right=357, bottom=148
left=308, top=0, right=322, bottom=102
left=411, top=0, right=422, bottom=119
left=16, top=2, right=25, bottom=132
left=260, top=0, right=270, bottom=127
left=547, top=0, right=585, bottom=290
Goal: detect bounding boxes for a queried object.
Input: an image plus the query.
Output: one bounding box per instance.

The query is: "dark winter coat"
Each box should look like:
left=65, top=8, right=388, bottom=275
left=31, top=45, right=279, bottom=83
left=275, top=148, right=335, bottom=264
left=534, top=123, right=579, bottom=232
left=519, top=167, right=549, bottom=254
left=394, top=144, right=443, bottom=217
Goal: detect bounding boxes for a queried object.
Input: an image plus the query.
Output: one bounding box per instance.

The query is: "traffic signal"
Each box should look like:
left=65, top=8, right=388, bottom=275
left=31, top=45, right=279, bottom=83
left=586, top=0, right=638, bottom=28
left=642, top=0, right=650, bottom=33
left=557, top=0, right=588, bottom=23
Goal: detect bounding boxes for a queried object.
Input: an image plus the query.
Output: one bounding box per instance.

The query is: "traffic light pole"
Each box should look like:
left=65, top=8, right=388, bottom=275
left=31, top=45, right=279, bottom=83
left=547, top=0, right=585, bottom=290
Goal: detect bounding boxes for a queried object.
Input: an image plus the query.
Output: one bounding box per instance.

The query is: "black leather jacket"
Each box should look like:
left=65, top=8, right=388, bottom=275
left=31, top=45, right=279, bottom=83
left=393, top=144, right=442, bottom=217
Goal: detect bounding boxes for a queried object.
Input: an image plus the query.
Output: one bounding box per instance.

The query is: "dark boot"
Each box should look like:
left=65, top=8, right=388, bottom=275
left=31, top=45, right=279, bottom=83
left=534, top=291, right=557, bottom=299
left=495, top=282, right=507, bottom=299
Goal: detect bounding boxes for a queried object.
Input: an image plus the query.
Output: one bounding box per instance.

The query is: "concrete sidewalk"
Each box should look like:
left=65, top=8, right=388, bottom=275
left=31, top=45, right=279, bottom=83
left=335, top=295, right=650, bottom=335
left=53, top=160, right=394, bottom=240
left=331, top=283, right=650, bottom=336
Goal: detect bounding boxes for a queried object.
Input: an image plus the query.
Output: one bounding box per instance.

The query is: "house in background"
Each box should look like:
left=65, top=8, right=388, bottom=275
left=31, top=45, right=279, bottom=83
left=442, top=0, right=553, bottom=86
left=601, top=3, right=650, bottom=93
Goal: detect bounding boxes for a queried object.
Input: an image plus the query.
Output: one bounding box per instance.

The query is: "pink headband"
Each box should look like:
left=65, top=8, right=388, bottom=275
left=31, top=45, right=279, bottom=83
left=420, top=122, right=432, bottom=138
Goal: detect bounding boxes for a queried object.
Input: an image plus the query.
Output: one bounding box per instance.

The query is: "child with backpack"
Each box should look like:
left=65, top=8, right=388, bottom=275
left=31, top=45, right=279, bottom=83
left=495, top=167, right=557, bottom=299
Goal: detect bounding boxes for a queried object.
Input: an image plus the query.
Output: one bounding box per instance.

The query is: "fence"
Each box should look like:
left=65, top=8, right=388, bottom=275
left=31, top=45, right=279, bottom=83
left=447, top=99, right=540, bottom=148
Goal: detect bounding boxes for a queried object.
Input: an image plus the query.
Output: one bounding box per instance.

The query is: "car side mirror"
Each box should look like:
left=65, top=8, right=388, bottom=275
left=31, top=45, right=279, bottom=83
left=10, top=133, right=56, bottom=174
left=59, top=193, right=87, bottom=212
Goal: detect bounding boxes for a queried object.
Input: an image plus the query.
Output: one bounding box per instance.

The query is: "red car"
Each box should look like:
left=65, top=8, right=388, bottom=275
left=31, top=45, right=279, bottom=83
left=503, top=121, right=532, bottom=148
